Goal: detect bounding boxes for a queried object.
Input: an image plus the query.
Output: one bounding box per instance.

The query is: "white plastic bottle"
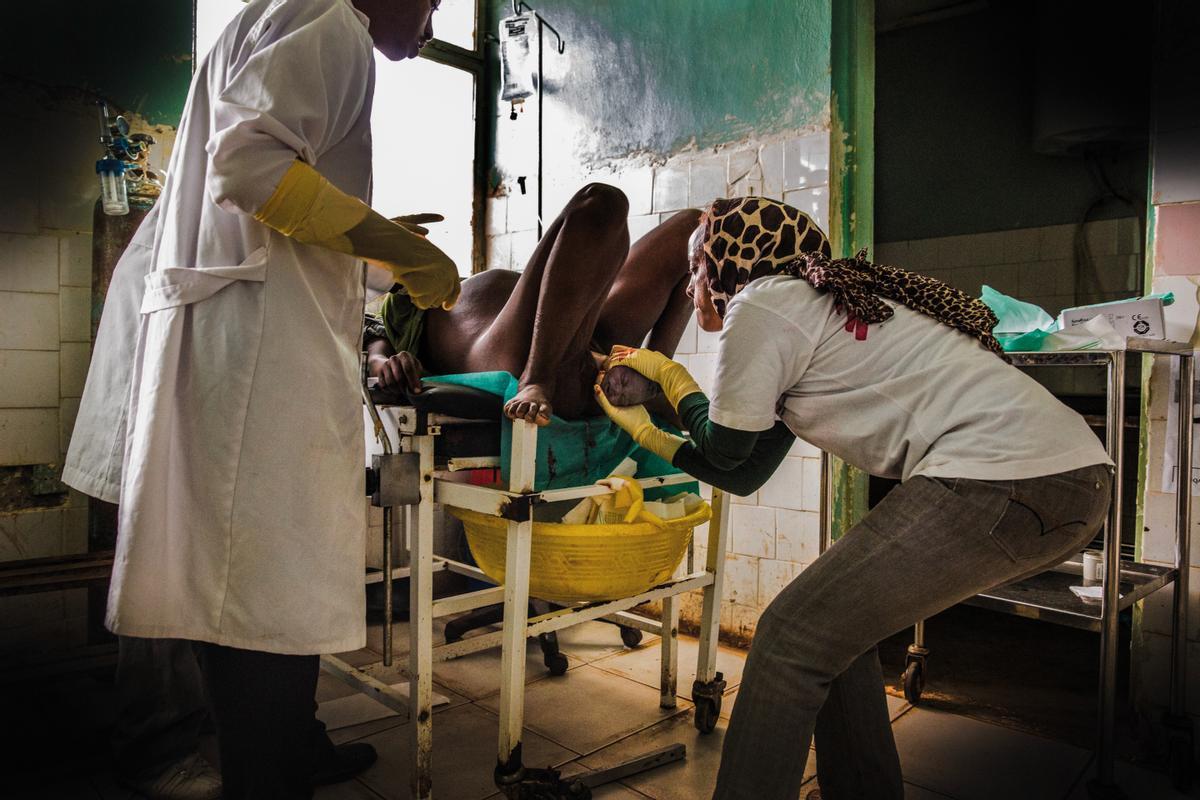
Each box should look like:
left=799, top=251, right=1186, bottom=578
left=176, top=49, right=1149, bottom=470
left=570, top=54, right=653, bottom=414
left=96, top=157, right=129, bottom=216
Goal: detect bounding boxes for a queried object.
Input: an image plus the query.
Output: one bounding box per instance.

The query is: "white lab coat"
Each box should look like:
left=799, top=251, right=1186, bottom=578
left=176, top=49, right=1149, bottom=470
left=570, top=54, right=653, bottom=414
left=64, top=0, right=381, bottom=654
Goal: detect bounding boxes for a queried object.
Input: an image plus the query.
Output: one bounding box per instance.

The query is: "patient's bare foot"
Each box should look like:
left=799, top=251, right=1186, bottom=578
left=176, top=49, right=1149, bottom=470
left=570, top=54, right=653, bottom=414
left=505, top=382, right=553, bottom=426
left=600, top=365, right=662, bottom=407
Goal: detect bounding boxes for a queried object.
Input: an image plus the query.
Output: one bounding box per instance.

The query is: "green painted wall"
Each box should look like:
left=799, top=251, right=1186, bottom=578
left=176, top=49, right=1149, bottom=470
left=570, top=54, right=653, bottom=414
left=3, top=1, right=193, bottom=125
left=486, top=0, right=831, bottom=164
left=875, top=2, right=1148, bottom=243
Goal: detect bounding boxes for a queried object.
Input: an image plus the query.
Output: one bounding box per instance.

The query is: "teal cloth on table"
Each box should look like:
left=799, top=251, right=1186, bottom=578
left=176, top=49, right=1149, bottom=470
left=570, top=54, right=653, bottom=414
left=425, top=371, right=698, bottom=499
left=981, top=286, right=1058, bottom=352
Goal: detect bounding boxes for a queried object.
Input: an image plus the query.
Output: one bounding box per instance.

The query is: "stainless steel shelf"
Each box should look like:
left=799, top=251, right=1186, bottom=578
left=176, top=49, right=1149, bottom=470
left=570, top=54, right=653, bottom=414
left=966, top=561, right=1177, bottom=633
left=903, top=341, right=1194, bottom=790
left=1008, top=338, right=1190, bottom=367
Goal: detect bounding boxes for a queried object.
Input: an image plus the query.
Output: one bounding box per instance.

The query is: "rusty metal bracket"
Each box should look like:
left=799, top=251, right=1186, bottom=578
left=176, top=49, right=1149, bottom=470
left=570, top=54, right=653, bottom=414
left=495, top=765, right=588, bottom=799
left=500, top=493, right=541, bottom=523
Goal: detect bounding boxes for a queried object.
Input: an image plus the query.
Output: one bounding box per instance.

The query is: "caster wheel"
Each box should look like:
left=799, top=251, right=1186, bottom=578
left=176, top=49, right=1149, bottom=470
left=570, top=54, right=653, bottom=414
left=902, top=661, right=924, bottom=705
left=545, top=652, right=569, bottom=676
left=1168, top=734, right=1195, bottom=791
left=694, top=696, right=721, bottom=733
left=620, top=626, right=643, bottom=648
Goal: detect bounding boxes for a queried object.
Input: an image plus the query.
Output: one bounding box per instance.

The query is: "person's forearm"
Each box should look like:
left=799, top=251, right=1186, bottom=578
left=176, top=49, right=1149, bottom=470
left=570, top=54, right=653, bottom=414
left=678, top=393, right=762, bottom=470
left=673, top=422, right=794, bottom=496
left=251, top=161, right=460, bottom=310
left=671, top=392, right=795, bottom=495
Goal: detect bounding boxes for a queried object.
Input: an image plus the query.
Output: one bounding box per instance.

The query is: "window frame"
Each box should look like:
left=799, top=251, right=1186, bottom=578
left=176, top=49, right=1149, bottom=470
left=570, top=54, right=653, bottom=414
left=416, top=0, right=489, bottom=275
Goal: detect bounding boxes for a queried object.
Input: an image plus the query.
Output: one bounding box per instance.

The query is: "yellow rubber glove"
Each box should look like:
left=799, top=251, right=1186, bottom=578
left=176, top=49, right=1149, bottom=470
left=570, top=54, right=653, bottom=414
left=254, top=161, right=461, bottom=310
left=594, top=385, right=685, bottom=463
left=591, top=477, right=667, bottom=527
left=605, top=346, right=702, bottom=411
left=390, top=212, right=443, bottom=236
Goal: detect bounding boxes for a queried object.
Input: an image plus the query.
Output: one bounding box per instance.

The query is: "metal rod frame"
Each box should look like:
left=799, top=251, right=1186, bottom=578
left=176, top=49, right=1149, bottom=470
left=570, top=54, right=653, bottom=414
left=891, top=345, right=1193, bottom=791
left=1169, top=355, right=1193, bottom=718
left=1096, top=351, right=1126, bottom=785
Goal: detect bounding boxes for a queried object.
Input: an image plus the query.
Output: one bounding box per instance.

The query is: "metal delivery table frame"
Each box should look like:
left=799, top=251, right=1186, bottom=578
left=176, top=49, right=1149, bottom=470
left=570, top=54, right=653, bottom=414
left=900, top=340, right=1194, bottom=796
left=325, top=401, right=732, bottom=799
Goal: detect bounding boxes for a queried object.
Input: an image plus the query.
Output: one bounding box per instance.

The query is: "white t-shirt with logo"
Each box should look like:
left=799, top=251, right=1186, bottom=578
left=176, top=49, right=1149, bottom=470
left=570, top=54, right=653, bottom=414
left=708, top=276, right=1112, bottom=482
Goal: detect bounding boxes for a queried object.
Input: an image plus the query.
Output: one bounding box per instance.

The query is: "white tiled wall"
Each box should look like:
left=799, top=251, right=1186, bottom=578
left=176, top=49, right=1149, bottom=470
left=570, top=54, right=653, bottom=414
left=0, top=221, right=92, bottom=653
left=874, top=217, right=1143, bottom=318
left=485, top=130, right=830, bottom=640
left=875, top=218, right=1144, bottom=397
left=0, top=89, right=175, bottom=653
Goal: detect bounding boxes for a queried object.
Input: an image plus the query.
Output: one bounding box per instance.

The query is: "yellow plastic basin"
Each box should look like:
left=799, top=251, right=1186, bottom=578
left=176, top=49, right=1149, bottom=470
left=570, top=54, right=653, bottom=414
left=450, top=502, right=712, bottom=604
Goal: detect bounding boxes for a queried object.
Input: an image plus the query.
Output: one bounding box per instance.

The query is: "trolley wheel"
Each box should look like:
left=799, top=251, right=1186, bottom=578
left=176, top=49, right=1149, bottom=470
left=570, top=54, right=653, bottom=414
left=1168, top=734, right=1195, bottom=791
left=694, top=696, right=721, bottom=733
left=902, top=661, right=925, bottom=705
left=545, top=651, right=569, bottom=677
left=620, top=626, right=643, bottom=648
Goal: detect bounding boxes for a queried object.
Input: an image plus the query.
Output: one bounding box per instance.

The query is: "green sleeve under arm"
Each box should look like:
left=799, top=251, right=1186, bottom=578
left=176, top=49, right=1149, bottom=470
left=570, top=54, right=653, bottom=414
left=671, top=392, right=796, bottom=496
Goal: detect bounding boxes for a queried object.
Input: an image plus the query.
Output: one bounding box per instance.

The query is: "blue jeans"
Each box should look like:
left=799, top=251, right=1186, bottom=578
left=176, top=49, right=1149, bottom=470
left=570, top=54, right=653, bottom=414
left=713, top=463, right=1112, bottom=799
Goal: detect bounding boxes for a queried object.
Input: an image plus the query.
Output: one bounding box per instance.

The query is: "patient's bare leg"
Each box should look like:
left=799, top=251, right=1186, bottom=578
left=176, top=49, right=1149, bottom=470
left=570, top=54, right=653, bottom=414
left=488, top=184, right=631, bottom=423
left=597, top=210, right=702, bottom=406
left=422, top=189, right=698, bottom=422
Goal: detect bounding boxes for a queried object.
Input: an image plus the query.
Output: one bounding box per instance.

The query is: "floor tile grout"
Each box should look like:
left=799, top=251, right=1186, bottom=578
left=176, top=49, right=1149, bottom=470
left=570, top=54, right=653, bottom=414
left=897, top=702, right=1097, bottom=753
left=616, top=781, right=658, bottom=798
left=902, top=778, right=961, bottom=799
left=889, top=700, right=916, bottom=724
left=466, top=698, right=587, bottom=761
left=352, top=775, right=390, bottom=800
left=552, top=707, right=697, bottom=771
left=1059, top=752, right=1097, bottom=800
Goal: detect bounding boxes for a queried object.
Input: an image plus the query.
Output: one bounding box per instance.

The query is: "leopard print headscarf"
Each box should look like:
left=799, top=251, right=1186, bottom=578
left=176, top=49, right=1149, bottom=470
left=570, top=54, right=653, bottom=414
left=700, top=197, right=831, bottom=318
left=699, top=197, right=1007, bottom=360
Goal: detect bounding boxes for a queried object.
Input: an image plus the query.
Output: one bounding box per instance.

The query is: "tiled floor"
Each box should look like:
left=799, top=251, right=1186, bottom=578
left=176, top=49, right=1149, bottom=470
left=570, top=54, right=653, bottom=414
left=308, top=622, right=1194, bottom=800
left=30, top=620, right=1197, bottom=800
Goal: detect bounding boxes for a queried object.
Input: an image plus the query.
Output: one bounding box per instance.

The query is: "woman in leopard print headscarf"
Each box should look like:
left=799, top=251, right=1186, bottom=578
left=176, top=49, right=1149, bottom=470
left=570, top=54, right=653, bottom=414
left=694, top=196, right=1007, bottom=358
left=597, top=195, right=1113, bottom=800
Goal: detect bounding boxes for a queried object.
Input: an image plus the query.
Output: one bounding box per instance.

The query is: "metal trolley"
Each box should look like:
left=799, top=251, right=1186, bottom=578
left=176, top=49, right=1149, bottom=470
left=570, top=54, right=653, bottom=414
left=323, top=386, right=732, bottom=799
left=898, top=340, right=1194, bottom=795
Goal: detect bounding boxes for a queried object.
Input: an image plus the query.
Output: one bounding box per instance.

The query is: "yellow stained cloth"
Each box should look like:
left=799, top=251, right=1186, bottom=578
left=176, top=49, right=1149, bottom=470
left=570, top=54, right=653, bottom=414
left=254, top=161, right=461, bottom=309
left=594, top=385, right=685, bottom=463
left=605, top=345, right=702, bottom=411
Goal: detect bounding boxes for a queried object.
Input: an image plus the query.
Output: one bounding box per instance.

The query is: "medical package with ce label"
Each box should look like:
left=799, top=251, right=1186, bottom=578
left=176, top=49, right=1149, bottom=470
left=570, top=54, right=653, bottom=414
left=1058, top=297, right=1166, bottom=340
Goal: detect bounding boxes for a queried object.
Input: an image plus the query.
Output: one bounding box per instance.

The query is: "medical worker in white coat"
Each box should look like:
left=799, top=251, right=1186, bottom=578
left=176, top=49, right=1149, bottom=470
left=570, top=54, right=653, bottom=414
left=64, top=1, right=457, bottom=796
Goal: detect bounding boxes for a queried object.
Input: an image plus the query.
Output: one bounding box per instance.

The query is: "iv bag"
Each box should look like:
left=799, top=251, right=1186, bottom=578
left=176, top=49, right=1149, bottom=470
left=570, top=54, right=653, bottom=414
left=499, top=13, right=536, bottom=102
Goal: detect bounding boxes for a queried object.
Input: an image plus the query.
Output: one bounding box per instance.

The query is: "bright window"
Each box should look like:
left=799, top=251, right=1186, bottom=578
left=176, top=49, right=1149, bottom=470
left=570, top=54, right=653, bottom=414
left=195, top=1, right=481, bottom=275
left=195, top=0, right=251, bottom=61
left=431, top=0, right=477, bottom=50
left=371, top=55, right=476, bottom=275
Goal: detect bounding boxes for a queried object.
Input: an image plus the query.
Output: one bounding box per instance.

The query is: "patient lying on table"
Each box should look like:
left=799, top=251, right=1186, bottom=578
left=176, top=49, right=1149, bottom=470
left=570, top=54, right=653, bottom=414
left=364, top=183, right=698, bottom=424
